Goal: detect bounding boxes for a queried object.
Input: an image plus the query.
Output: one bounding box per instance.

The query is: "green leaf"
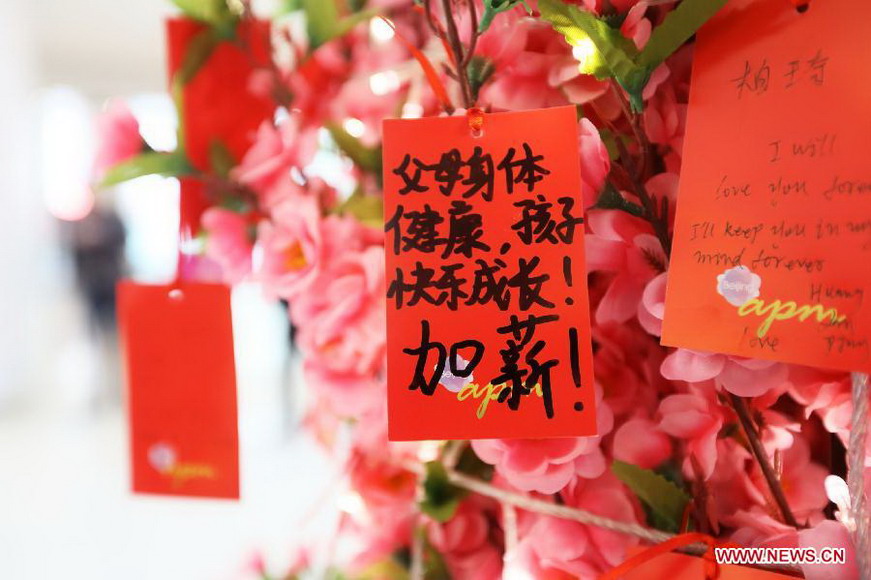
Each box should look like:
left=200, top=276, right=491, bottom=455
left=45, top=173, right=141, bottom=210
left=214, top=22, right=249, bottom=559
left=419, top=461, right=466, bottom=523
left=538, top=0, right=649, bottom=109
left=454, top=443, right=495, bottom=482
left=593, top=182, right=644, bottom=216
left=174, top=28, right=221, bottom=86
left=302, top=0, right=339, bottom=49
left=209, top=140, right=237, bottom=178
left=99, top=152, right=192, bottom=188
left=335, top=189, right=384, bottom=228
left=334, top=7, right=383, bottom=39
left=277, top=0, right=304, bottom=14
left=612, top=460, right=690, bottom=532
left=638, top=0, right=729, bottom=69
left=171, top=0, right=232, bottom=23
left=356, top=559, right=409, bottom=580
left=171, top=0, right=239, bottom=37
left=326, top=123, right=382, bottom=173
left=423, top=540, right=452, bottom=580
left=478, top=0, right=532, bottom=34
left=467, top=55, right=496, bottom=103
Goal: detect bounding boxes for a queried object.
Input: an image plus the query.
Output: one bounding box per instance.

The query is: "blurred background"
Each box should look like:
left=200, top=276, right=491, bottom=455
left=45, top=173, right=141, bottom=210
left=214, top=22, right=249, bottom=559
left=0, top=1, right=331, bottom=578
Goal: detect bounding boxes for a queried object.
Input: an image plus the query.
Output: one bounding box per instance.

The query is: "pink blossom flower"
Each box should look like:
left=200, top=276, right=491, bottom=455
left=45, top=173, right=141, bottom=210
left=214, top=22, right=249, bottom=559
left=643, top=83, right=686, bottom=172
left=661, top=349, right=788, bottom=397
left=637, top=271, right=667, bottom=336
left=621, top=2, right=652, bottom=49
left=258, top=195, right=323, bottom=300
left=798, top=520, right=859, bottom=580
left=507, top=473, right=641, bottom=578
left=348, top=449, right=417, bottom=512
left=787, top=366, right=852, bottom=438
left=728, top=509, right=797, bottom=547
left=232, top=116, right=317, bottom=207
left=427, top=499, right=503, bottom=580
left=92, top=100, right=144, bottom=180
left=201, top=208, right=254, bottom=284
left=578, top=117, right=610, bottom=207
left=708, top=439, right=764, bottom=519
left=474, top=9, right=528, bottom=70
left=341, top=510, right=414, bottom=573
left=760, top=408, right=800, bottom=453
left=717, top=357, right=788, bottom=398
left=330, top=37, right=409, bottom=144
left=304, top=363, right=385, bottom=419
left=611, top=416, right=672, bottom=469
left=748, top=436, right=828, bottom=524
left=591, top=322, right=665, bottom=417
left=585, top=209, right=665, bottom=325
left=471, top=392, right=613, bottom=494
left=479, top=19, right=579, bottom=110
left=292, top=245, right=387, bottom=376
left=658, top=384, right=728, bottom=479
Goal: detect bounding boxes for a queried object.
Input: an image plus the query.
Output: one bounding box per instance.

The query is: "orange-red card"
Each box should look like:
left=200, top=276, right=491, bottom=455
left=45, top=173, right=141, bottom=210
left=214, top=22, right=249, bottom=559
left=662, top=0, right=871, bottom=372
left=383, top=106, right=597, bottom=440
left=118, top=281, right=239, bottom=498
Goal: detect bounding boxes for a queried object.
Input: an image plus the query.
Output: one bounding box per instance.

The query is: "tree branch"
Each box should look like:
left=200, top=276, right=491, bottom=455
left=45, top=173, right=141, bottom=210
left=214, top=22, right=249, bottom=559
left=728, top=393, right=799, bottom=528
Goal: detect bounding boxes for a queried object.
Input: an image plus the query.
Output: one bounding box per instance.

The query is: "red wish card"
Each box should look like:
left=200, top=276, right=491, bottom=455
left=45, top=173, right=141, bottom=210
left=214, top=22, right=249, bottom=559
left=662, top=0, right=871, bottom=372
left=383, top=106, right=597, bottom=441
left=118, top=282, right=239, bottom=498
left=167, top=18, right=274, bottom=236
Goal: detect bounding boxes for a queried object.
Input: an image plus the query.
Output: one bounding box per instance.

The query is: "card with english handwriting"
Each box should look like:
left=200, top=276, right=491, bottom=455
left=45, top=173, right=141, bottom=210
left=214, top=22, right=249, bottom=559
left=383, top=106, right=597, bottom=440
left=662, top=0, right=871, bottom=372
left=117, top=281, right=239, bottom=498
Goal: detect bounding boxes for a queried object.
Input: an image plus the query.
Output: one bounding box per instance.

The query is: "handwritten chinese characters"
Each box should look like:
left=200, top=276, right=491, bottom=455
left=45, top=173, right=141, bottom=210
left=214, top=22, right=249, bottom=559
left=383, top=106, right=597, bottom=440
left=732, top=49, right=828, bottom=98
left=662, top=0, right=871, bottom=373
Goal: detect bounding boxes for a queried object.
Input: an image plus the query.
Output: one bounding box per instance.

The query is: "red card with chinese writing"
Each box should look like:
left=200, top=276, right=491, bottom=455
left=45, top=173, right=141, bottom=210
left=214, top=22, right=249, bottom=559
left=662, top=0, right=871, bottom=372
left=383, top=106, right=597, bottom=440
left=118, top=281, right=239, bottom=498
left=167, top=18, right=274, bottom=235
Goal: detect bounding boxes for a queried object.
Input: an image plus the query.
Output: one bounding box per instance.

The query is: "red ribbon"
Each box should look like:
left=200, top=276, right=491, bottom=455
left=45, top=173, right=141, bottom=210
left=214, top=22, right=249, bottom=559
left=379, top=16, right=454, bottom=113
left=599, top=533, right=742, bottom=580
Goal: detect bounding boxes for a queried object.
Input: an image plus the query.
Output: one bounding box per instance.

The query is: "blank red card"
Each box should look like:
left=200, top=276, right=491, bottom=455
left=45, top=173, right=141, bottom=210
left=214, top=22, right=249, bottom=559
left=383, top=106, right=597, bottom=441
left=167, top=18, right=274, bottom=236
left=118, top=281, right=239, bottom=498
left=662, top=0, right=871, bottom=372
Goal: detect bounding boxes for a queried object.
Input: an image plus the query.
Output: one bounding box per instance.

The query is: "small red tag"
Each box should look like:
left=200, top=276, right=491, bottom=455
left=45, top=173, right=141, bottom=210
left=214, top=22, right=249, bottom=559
left=118, top=281, right=239, bottom=499
left=166, top=18, right=274, bottom=236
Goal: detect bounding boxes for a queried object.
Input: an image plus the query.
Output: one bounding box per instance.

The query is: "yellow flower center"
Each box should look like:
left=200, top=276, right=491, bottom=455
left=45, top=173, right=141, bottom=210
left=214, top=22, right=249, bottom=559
left=285, top=241, right=307, bottom=270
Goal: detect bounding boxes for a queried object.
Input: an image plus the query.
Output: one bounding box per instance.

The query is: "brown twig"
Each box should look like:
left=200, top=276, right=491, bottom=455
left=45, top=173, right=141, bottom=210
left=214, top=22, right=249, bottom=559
left=423, top=0, right=477, bottom=110
left=611, top=139, right=672, bottom=258
left=610, top=80, right=653, bottom=181
left=439, top=0, right=474, bottom=108
left=728, top=393, right=799, bottom=528
left=410, top=522, right=425, bottom=580
left=461, top=0, right=478, bottom=69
